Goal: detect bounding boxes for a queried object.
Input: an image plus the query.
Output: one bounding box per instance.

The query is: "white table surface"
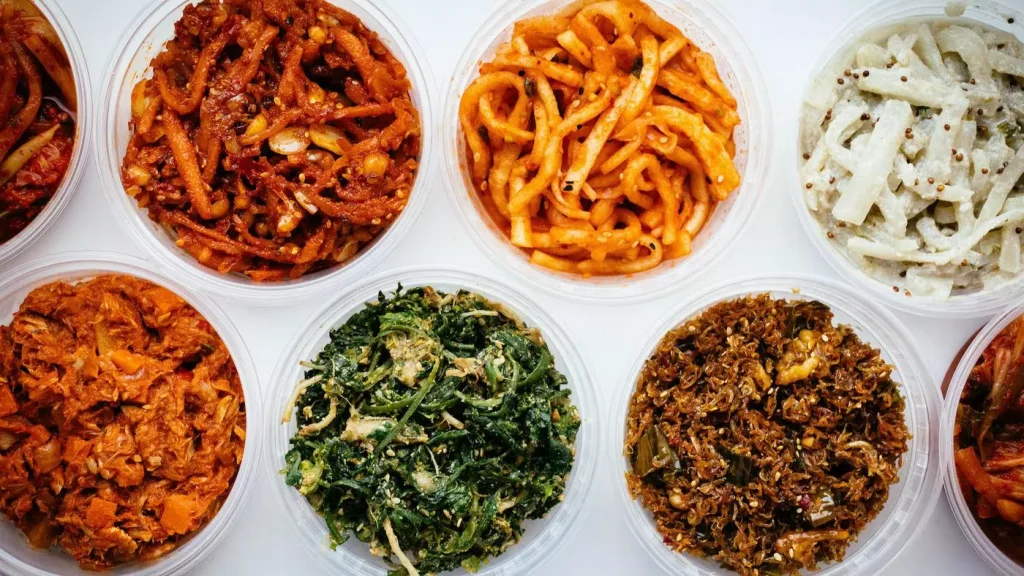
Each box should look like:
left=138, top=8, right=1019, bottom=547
left=9, top=0, right=1005, bottom=574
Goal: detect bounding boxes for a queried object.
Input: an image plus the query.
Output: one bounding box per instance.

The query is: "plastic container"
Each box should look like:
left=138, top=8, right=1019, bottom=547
left=0, top=0, right=91, bottom=268
left=442, top=0, right=771, bottom=303
left=942, top=302, right=1024, bottom=576
left=790, top=0, right=1024, bottom=318
left=610, top=274, right=942, bottom=576
left=265, top=267, right=600, bottom=575
left=0, top=252, right=263, bottom=576
left=95, top=0, right=436, bottom=306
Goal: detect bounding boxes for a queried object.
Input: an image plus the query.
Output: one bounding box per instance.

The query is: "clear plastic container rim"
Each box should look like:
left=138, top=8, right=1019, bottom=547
left=0, top=251, right=264, bottom=576
left=441, top=0, right=773, bottom=305
left=0, top=0, right=92, bottom=269
left=93, top=0, right=438, bottom=306
left=608, top=272, right=943, bottom=576
left=264, top=265, right=601, bottom=576
left=942, top=301, right=1024, bottom=576
left=789, top=0, right=1024, bottom=319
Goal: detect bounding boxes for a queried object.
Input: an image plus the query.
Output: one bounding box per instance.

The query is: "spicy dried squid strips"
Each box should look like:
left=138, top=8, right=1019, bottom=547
left=121, top=0, right=421, bottom=281
left=458, top=0, right=741, bottom=277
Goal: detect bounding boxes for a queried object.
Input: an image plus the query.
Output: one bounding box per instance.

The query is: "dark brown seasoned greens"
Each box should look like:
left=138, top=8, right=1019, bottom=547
left=625, top=295, right=909, bottom=575
left=283, top=286, right=580, bottom=575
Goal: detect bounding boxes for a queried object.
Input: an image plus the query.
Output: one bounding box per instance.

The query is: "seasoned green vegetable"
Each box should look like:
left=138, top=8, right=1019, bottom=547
left=282, top=286, right=581, bottom=575
left=633, top=424, right=678, bottom=478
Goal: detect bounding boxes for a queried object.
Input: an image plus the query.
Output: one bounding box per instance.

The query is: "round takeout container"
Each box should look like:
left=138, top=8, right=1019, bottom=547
left=442, top=0, right=771, bottom=303
left=610, top=274, right=942, bottom=576
left=791, top=0, right=1024, bottom=318
left=942, top=302, right=1024, bottom=576
left=0, top=252, right=263, bottom=576
left=95, top=0, right=436, bottom=306
left=0, top=0, right=91, bottom=268
left=266, top=266, right=600, bottom=576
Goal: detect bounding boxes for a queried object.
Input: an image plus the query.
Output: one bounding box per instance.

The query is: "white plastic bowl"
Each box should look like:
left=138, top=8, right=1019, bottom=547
left=0, top=0, right=91, bottom=268
left=610, top=274, right=942, bottom=576
left=942, top=302, right=1024, bottom=576
left=791, top=0, right=1024, bottom=318
left=442, top=0, right=771, bottom=304
left=266, top=267, right=600, bottom=576
left=0, top=252, right=263, bottom=576
left=95, top=0, right=436, bottom=306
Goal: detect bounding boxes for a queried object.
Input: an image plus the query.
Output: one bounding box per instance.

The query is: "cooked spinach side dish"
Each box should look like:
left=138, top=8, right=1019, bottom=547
left=625, top=295, right=910, bottom=575
left=282, top=286, right=580, bottom=575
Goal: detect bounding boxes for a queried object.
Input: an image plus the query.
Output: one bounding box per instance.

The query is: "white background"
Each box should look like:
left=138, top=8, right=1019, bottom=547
left=6, top=0, right=1009, bottom=574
